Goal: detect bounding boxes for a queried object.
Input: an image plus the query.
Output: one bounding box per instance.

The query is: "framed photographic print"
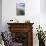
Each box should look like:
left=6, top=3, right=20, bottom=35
left=16, top=3, right=25, bottom=16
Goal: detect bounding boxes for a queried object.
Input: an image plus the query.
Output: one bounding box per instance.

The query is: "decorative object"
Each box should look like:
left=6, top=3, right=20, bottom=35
left=16, top=3, right=25, bottom=15
left=0, top=32, right=5, bottom=46
left=36, top=25, right=45, bottom=46
left=9, top=19, right=19, bottom=23
left=10, top=20, right=13, bottom=21
left=25, top=20, right=30, bottom=23
left=1, top=31, right=12, bottom=46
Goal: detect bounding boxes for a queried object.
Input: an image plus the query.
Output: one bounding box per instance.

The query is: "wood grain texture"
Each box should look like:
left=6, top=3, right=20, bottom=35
left=7, top=23, right=34, bottom=46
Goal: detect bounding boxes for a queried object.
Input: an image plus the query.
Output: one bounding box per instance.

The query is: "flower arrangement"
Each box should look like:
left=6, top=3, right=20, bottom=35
left=36, top=25, right=45, bottom=42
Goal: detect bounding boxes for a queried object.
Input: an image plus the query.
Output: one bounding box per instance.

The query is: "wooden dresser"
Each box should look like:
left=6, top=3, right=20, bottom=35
left=7, top=23, right=34, bottom=46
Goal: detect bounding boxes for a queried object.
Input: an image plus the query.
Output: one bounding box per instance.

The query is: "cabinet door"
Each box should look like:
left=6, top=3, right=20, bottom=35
left=11, top=32, right=33, bottom=46
left=11, top=32, right=28, bottom=46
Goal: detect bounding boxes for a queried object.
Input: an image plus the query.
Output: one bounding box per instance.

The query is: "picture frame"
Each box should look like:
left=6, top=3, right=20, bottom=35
left=16, top=3, right=25, bottom=16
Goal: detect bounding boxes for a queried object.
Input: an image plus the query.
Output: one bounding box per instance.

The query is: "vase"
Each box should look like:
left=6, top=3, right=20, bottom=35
left=39, top=40, right=45, bottom=46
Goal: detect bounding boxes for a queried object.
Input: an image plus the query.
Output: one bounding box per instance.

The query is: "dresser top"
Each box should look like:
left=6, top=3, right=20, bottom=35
left=7, top=23, right=34, bottom=25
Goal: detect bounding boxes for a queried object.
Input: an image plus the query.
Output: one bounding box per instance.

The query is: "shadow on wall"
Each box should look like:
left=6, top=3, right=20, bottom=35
left=0, top=0, right=2, bottom=32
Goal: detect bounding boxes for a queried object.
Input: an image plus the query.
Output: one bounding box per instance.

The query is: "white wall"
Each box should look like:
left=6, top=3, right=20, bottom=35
left=0, top=0, right=2, bottom=32
left=40, top=0, right=46, bottom=13
left=2, top=0, right=40, bottom=30
left=40, top=0, right=46, bottom=31
left=2, top=0, right=46, bottom=46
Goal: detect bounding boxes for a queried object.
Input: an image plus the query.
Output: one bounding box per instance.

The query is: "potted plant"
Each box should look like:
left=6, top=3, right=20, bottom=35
left=36, top=25, right=45, bottom=46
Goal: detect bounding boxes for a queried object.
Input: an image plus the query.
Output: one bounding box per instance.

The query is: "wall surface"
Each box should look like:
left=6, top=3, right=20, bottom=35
left=2, top=0, right=46, bottom=46
left=0, top=0, right=2, bottom=32
left=2, top=0, right=40, bottom=31
left=40, top=0, right=46, bottom=13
